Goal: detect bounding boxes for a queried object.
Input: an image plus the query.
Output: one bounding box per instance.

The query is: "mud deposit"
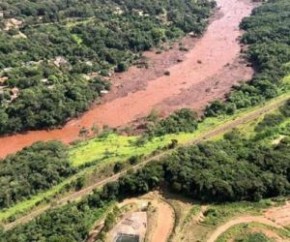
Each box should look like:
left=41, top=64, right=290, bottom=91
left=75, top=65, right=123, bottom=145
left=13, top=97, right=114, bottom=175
left=0, top=0, right=256, bottom=158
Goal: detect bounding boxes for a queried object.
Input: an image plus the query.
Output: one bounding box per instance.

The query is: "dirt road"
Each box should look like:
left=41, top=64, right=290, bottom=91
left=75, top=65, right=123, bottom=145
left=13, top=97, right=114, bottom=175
left=206, top=216, right=283, bottom=242
left=207, top=201, right=290, bottom=242
left=150, top=200, right=175, bottom=242
left=0, top=0, right=256, bottom=158
left=3, top=94, right=290, bottom=231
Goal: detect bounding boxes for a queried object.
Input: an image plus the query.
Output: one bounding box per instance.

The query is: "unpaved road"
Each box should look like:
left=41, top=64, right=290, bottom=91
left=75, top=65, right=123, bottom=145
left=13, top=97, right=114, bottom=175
left=0, top=0, right=256, bottom=158
left=3, top=94, right=290, bottom=231
left=207, top=202, right=290, bottom=242
left=151, top=200, right=175, bottom=242
left=206, top=216, right=284, bottom=242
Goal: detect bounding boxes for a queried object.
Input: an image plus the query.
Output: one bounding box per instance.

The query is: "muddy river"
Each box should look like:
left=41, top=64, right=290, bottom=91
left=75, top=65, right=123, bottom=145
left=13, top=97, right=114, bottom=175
left=0, top=0, right=256, bottom=158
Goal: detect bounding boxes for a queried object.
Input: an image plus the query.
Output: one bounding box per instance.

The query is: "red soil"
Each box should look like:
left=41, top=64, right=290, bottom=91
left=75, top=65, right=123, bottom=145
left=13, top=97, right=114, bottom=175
left=0, top=0, right=256, bottom=158
left=264, top=202, right=290, bottom=227
left=151, top=200, right=175, bottom=242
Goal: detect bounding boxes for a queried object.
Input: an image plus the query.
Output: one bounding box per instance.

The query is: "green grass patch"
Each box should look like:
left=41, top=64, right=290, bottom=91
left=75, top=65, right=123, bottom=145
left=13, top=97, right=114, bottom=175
left=0, top=168, right=89, bottom=222
left=69, top=133, right=195, bottom=167
left=71, top=34, right=83, bottom=45
left=182, top=205, right=202, bottom=228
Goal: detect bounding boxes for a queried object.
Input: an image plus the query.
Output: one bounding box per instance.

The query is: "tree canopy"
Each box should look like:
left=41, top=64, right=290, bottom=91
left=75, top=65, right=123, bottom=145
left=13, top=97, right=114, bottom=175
left=0, top=141, right=75, bottom=209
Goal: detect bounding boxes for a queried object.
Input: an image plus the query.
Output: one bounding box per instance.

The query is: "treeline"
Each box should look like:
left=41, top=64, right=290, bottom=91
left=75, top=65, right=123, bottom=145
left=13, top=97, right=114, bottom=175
left=144, top=108, right=198, bottom=137
left=0, top=141, right=75, bottom=209
left=205, top=0, right=290, bottom=117
left=2, top=108, right=290, bottom=240
left=0, top=0, right=215, bottom=134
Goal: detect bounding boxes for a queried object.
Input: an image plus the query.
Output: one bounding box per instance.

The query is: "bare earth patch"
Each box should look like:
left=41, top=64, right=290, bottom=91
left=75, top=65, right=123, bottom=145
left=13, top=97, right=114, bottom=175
left=265, top=202, right=290, bottom=227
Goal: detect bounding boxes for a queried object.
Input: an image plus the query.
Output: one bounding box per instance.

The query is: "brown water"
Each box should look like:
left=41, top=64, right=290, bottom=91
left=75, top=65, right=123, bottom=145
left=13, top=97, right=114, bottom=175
left=0, top=0, right=256, bottom=158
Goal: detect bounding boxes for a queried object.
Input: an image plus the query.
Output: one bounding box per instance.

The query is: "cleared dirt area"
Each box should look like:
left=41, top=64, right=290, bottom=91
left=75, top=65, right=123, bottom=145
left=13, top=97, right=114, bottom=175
left=0, top=0, right=257, bottom=158
left=108, top=212, right=147, bottom=242
left=265, top=202, right=290, bottom=227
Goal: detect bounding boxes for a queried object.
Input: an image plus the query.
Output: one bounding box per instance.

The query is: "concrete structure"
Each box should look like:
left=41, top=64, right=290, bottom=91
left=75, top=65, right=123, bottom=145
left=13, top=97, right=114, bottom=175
left=112, top=212, right=147, bottom=242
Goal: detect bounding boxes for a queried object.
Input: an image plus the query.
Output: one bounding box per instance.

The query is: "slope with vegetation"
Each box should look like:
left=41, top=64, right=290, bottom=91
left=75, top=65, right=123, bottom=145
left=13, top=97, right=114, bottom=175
left=0, top=142, right=75, bottom=210
left=0, top=0, right=215, bottom=134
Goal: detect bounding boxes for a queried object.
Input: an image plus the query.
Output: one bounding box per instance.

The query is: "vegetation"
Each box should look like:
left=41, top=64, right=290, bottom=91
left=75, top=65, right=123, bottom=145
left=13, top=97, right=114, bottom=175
left=235, top=232, right=273, bottom=242
left=0, top=0, right=215, bottom=134
left=0, top=141, right=75, bottom=209
left=144, top=108, right=198, bottom=137
left=205, top=0, right=290, bottom=117
left=216, top=222, right=290, bottom=242
left=0, top=201, right=112, bottom=242
left=2, top=109, right=290, bottom=240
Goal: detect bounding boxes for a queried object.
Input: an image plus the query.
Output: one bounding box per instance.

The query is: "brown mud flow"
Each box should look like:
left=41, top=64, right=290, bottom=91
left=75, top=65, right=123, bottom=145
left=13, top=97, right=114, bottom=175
left=0, top=0, right=256, bottom=158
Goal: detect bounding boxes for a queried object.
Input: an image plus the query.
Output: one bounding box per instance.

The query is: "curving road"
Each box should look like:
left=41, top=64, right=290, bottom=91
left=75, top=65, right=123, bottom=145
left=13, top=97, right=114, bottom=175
left=207, top=216, right=284, bottom=242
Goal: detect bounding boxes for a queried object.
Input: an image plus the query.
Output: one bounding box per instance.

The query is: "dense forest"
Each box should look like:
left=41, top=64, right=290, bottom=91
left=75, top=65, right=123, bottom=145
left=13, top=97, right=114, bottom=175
left=144, top=108, right=198, bottom=137
left=0, top=0, right=215, bottom=134
left=0, top=141, right=75, bottom=209
left=205, top=0, right=290, bottom=117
